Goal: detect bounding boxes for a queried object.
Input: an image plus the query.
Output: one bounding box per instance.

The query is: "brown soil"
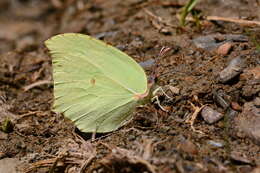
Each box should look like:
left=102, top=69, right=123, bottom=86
left=0, top=0, right=259, bottom=173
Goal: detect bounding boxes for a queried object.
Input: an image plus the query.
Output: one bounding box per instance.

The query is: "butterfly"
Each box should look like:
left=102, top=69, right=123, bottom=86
left=45, top=33, right=150, bottom=133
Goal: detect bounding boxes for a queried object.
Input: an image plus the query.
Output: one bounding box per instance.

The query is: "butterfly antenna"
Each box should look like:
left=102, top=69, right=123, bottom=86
left=149, top=47, right=173, bottom=112
left=150, top=46, right=171, bottom=85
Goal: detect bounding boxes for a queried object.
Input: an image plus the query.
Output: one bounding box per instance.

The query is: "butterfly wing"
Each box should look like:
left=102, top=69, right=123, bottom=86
left=45, top=33, right=148, bottom=132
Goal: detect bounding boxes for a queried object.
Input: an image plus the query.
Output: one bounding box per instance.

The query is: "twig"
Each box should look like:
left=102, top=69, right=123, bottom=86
left=144, top=9, right=177, bottom=28
left=24, top=159, right=57, bottom=173
left=142, top=139, right=154, bottom=160
left=18, top=111, right=44, bottom=119
left=177, top=14, right=260, bottom=27
left=185, top=102, right=206, bottom=134
left=79, top=155, right=95, bottom=173
left=49, top=151, right=68, bottom=173
left=206, top=16, right=260, bottom=26
left=23, top=80, right=52, bottom=91
left=15, top=111, right=46, bottom=124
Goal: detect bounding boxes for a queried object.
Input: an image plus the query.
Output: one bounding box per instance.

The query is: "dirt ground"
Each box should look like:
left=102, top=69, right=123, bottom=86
left=0, top=0, right=259, bottom=173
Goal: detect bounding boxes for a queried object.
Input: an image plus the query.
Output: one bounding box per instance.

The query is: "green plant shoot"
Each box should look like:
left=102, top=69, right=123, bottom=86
left=180, top=0, right=200, bottom=26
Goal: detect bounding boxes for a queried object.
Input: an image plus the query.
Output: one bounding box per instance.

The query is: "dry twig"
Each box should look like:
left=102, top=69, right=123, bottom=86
left=206, top=16, right=260, bottom=26
left=49, top=150, right=68, bottom=173
left=185, top=101, right=206, bottom=134
left=23, top=80, right=52, bottom=91
left=79, top=155, right=95, bottom=173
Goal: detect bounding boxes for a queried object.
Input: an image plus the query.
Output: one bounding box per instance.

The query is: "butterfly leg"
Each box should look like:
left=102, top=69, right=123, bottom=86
left=91, top=132, right=96, bottom=141
left=151, top=95, right=168, bottom=112
left=151, top=86, right=173, bottom=112
left=91, top=128, right=97, bottom=141
left=152, top=86, right=172, bottom=99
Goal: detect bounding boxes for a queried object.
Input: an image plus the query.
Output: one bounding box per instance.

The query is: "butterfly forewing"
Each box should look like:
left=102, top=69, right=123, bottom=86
left=45, top=33, right=148, bottom=132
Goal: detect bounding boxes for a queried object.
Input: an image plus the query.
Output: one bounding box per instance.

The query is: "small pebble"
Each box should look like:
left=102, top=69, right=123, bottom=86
left=235, top=98, right=260, bottom=145
left=169, top=86, right=180, bottom=95
left=217, top=42, right=232, bottom=55
left=179, top=140, right=198, bottom=155
left=207, top=140, right=224, bottom=148
left=231, top=102, right=242, bottom=111
left=219, top=56, right=245, bottom=83
left=193, top=34, right=248, bottom=51
left=226, top=109, right=238, bottom=119
left=201, top=106, right=224, bottom=124
left=160, top=27, right=172, bottom=35
left=230, top=151, right=252, bottom=164
left=193, top=35, right=221, bottom=50
left=241, top=67, right=260, bottom=97
left=213, top=90, right=230, bottom=109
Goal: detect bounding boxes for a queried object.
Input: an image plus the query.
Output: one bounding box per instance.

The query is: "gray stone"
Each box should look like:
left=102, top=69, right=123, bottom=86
left=193, top=34, right=248, bottom=51
left=235, top=97, right=260, bottom=145
left=201, top=106, right=224, bottom=124
left=219, top=56, right=245, bottom=83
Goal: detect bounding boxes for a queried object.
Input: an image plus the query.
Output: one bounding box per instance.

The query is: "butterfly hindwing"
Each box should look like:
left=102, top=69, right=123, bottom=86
left=45, top=33, right=148, bottom=132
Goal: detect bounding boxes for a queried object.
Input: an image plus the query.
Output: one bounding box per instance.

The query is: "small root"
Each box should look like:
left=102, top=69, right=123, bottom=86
left=23, top=80, right=52, bottom=91
left=185, top=101, right=206, bottom=134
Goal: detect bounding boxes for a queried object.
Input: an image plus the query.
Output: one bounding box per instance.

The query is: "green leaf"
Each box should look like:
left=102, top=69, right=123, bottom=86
left=45, top=33, right=148, bottom=133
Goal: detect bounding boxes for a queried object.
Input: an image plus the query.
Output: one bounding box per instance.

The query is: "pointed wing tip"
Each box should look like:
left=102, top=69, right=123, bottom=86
left=45, top=33, right=90, bottom=48
left=44, top=33, right=66, bottom=46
